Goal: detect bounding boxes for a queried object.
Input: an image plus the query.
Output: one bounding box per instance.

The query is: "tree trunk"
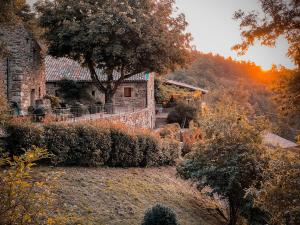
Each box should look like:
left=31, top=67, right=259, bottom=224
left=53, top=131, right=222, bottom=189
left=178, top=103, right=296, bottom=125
left=104, top=89, right=114, bottom=114
left=228, top=200, right=239, bottom=225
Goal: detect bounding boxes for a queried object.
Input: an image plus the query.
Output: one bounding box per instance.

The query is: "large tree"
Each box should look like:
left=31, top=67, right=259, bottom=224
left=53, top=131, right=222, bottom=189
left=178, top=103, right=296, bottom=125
left=35, top=0, right=191, bottom=106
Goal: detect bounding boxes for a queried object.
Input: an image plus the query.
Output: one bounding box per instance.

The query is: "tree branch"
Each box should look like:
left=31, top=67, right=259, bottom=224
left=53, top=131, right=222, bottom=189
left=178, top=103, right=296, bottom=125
left=86, top=59, right=107, bottom=93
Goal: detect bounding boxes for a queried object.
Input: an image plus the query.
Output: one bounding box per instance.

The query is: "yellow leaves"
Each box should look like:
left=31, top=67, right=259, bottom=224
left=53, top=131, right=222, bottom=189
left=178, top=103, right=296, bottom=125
left=0, top=146, right=62, bottom=225
left=47, top=217, right=55, bottom=225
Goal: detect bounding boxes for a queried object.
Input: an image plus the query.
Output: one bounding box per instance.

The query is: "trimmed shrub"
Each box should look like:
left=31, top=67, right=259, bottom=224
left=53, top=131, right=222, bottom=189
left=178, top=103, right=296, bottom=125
left=142, top=204, right=179, bottom=225
left=4, top=122, right=181, bottom=167
left=44, top=124, right=77, bottom=165
left=109, top=129, right=142, bottom=167
left=138, top=134, right=161, bottom=167
left=5, top=123, right=44, bottom=155
left=69, top=125, right=111, bottom=166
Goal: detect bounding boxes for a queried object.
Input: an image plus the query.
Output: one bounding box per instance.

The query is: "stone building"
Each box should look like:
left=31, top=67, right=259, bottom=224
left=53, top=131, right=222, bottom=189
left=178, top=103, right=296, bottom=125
left=0, top=24, right=45, bottom=115
left=45, top=56, right=156, bottom=126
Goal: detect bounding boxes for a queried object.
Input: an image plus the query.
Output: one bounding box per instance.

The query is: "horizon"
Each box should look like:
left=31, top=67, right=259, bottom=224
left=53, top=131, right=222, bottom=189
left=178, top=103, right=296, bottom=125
left=27, top=0, right=295, bottom=70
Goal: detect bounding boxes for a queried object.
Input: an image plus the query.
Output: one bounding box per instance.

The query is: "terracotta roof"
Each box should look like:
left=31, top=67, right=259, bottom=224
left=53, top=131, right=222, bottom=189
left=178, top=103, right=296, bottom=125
left=45, top=56, right=148, bottom=82
left=163, top=79, right=208, bottom=94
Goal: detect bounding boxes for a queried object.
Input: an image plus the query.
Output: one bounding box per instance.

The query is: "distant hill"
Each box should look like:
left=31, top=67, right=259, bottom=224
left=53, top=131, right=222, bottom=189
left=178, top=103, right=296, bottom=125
left=168, top=52, right=296, bottom=139
left=168, top=52, right=276, bottom=114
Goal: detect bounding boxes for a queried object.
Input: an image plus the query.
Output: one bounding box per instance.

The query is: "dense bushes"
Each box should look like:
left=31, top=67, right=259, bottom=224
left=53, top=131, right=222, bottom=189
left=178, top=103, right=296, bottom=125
left=4, top=122, right=180, bottom=167
left=167, top=102, right=198, bottom=128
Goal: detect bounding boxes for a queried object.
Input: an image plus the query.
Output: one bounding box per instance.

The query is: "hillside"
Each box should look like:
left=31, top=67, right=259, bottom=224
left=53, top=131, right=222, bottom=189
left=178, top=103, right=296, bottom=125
left=39, top=167, right=226, bottom=225
left=167, top=52, right=297, bottom=139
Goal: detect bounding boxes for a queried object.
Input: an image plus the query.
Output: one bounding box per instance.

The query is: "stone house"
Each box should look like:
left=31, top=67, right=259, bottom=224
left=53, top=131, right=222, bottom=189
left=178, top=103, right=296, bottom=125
left=45, top=56, right=156, bottom=125
left=45, top=56, right=155, bottom=109
left=0, top=24, right=45, bottom=115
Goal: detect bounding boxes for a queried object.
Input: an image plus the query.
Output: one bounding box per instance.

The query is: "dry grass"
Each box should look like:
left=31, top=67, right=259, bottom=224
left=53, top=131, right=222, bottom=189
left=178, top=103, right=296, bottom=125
left=38, top=167, right=226, bottom=225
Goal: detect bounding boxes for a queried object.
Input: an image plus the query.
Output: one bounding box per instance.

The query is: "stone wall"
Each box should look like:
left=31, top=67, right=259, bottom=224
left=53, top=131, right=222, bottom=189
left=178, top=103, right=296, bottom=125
left=0, top=24, right=45, bottom=114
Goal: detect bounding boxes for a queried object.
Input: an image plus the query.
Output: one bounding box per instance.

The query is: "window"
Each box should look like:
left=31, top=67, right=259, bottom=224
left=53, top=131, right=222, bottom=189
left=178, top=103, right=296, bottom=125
left=124, top=87, right=132, bottom=97
left=92, top=90, right=96, bottom=97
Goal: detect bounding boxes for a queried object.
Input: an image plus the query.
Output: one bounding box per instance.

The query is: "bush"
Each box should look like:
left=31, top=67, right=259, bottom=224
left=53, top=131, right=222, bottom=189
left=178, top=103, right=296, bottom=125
left=167, top=102, right=198, bottom=128
left=159, top=139, right=181, bottom=166
left=5, top=123, right=44, bottom=155
left=70, top=125, right=111, bottom=166
left=138, top=134, right=162, bottom=167
left=44, top=124, right=77, bottom=165
left=109, top=128, right=141, bottom=167
left=141, top=204, right=180, bottom=225
left=4, top=122, right=181, bottom=167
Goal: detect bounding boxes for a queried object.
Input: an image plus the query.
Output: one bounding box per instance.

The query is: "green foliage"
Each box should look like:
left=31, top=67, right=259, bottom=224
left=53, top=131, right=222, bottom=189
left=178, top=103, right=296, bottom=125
left=0, top=0, right=32, bottom=24
left=5, top=122, right=180, bottom=167
left=167, top=102, right=198, bottom=128
left=44, top=124, right=77, bottom=165
left=177, top=102, right=270, bottom=225
left=248, top=151, right=300, bottom=225
left=44, top=95, right=60, bottom=108
left=36, top=0, right=191, bottom=103
left=0, top=146, right=59, bottom=225
left=70, top=125, right=111, bottom=167
left=142, top=204, right=179, bottom=225
left=5, top=123, right=44, bottom=156
left=109, top=129, right=141, bottom=167
left=271, top=69, right=300, bottom=130
left=154, top=78, right=169, bottom=104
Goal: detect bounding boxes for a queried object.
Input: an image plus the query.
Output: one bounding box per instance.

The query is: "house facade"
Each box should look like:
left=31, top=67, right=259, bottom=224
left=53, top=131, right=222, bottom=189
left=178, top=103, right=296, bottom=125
left=45, top=56, right=155, bottom=110
left=45, top=56, right=156, bottom=127
left=0, top=24, right=45, bottom=115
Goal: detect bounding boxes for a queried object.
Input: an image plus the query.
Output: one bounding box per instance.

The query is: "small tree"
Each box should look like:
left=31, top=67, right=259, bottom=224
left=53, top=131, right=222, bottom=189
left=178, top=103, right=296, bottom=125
left=0, top=146, right=59, bottom=224
left=177, top=102, right=270, bottom=225
left=36, top=0, right=191, bottom=107
left=142, top=204, right=179, bottom=225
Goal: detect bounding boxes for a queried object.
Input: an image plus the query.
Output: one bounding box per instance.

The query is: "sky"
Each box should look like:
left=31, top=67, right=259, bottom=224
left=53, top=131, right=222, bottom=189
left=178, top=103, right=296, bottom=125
left=175, top=0, right=294, bottom=70
left=27, top=0, right=295, bottom=70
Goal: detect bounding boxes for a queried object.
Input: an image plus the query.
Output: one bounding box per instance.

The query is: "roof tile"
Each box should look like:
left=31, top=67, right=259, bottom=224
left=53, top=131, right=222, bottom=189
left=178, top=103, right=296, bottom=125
left=45, top=56, right=147, bottom=82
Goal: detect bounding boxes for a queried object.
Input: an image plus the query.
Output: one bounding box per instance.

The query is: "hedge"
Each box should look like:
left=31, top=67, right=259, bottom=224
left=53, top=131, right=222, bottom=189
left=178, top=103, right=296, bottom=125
left=5, top=122, right=180, bottom=167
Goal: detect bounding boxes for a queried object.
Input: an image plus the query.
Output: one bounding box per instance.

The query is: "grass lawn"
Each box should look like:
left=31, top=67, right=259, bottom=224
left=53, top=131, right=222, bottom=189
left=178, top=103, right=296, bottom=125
left=39, top=167, right=226, bottom=225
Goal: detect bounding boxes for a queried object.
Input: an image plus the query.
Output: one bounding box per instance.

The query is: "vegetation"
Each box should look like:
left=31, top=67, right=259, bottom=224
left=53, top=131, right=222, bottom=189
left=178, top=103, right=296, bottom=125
left=167, top=102, right=199, bottom=128
left=0, top=0, right=41, bottom=58
left=177, top=102, right=270, bottom=225
left=234, top=0, right=300, bottom=67
left=0, top=146, right=56, bottom=225
left=168, top=52, right=299, bottom=139
left=271, top=68, right=300, bottom=131
left=142, top=204, right=179, bottom=225
left=234, top=0, right=300, bottom=136
left=36, top=0, right=191, bottom=105
left=248, top=150, right=300, bottom=225
left=5, top=122, right=181, bottom=167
